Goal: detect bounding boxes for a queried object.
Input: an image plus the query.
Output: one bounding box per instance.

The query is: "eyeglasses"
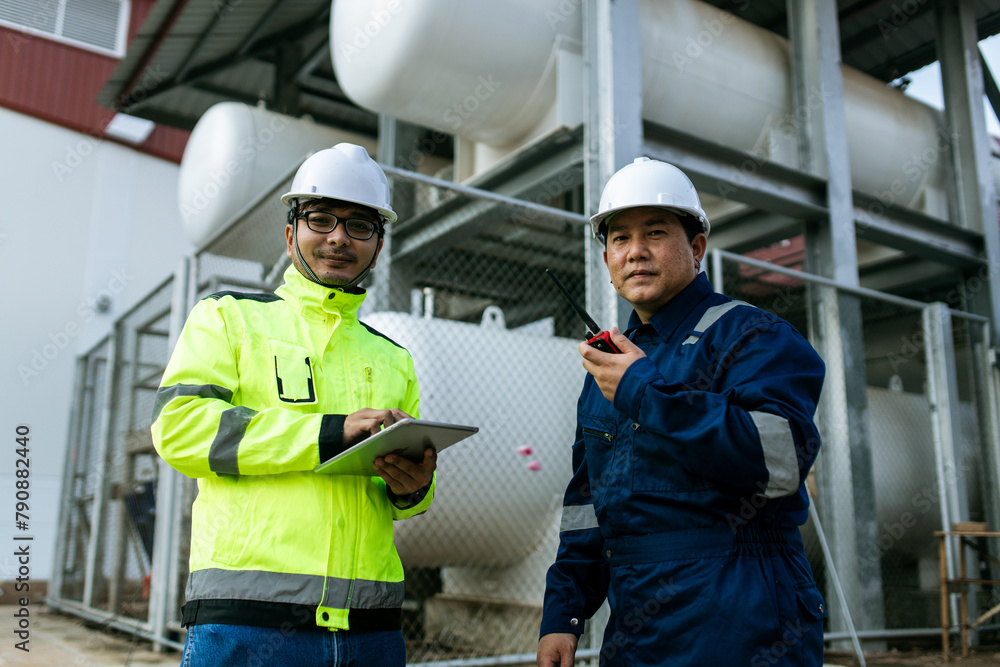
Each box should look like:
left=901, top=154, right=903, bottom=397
left=298, top=211, right=380, bottom=240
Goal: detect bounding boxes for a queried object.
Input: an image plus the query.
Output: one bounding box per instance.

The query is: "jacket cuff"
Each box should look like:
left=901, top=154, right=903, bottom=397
left=539, top=613, right=585, bottom=638
left=387, top=482, right=431, bottom=509
left=319, top=414, right=348, bottom=463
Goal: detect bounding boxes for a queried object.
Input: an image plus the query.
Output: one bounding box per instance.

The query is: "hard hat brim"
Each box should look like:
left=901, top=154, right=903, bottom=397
left=590, top=204, right=710, bottom=239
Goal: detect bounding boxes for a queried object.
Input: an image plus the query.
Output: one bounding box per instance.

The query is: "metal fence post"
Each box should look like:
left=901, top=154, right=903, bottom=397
left=82, top=328, right=120, bottom=609
left=924, top=301, right=972, bottom=634
left=147, top=256, right=193, bottom=649
left=51, top=356, right=88, bottom=602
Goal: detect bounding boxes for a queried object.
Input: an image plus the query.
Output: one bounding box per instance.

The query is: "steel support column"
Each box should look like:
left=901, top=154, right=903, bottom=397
left=372, top=116, right=423, bottom=313
left=583, top=0, right=642, bottom=335
left=935, top=0, right=1000, bottom=552
left=924, top=303, right=970, bottom=534
left=788, top=0, right=885, bottom=643
left=924, top=302, right=972, bottom=638
left=579, top=0, right=644, bottom=653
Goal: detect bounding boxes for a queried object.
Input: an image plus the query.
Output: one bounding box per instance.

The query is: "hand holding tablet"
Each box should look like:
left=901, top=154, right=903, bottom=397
left=314, top=419, right=479, bottom=476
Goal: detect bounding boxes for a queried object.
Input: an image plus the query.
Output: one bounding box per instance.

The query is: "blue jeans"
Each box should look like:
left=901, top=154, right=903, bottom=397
left=180, top=624, right=406, bottom=667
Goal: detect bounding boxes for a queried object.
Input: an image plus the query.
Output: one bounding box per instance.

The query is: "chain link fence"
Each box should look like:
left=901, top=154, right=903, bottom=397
left=52, top=277, right=178, bottom=642
left=51, top=163, right=1000, bottom=663
left=713, top=248, right=999, bottom=648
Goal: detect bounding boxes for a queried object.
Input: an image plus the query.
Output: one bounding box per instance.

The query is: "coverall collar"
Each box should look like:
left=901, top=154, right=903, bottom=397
left=626, top=271, right=713, bottom=340
left=276, top=264, right=367, bottom=320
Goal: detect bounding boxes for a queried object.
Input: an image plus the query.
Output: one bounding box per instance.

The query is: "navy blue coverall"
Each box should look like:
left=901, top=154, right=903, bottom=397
left=540, top=273, right=828, bottom=666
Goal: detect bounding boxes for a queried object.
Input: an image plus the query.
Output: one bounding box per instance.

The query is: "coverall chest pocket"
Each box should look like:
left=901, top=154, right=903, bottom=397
left=630, top=429, right=714, bottom=492
left=629, top=375, right=714, bottom=491
left=268, top=339, right=317, bottom=405
left=580, top=415, right=619, bottom=510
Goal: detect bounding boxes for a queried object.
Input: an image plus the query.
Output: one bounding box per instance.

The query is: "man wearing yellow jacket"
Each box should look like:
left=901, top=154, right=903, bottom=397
left=152, top=143, right=436, bottom=667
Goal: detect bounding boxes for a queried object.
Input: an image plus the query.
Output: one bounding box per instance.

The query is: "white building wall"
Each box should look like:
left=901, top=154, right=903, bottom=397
left=0, top=107, right=193, bottom=582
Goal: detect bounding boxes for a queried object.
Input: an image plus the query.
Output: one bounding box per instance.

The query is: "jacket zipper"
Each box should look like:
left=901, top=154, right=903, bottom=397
left=362, top=366, right=373, bottom=408
left=582, top=427, right=614, bottom=442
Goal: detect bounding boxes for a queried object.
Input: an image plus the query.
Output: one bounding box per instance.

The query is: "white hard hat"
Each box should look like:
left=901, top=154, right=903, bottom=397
left=590, top=157, right=710, bottom=239
left=281, top=142, right=396, bottom=223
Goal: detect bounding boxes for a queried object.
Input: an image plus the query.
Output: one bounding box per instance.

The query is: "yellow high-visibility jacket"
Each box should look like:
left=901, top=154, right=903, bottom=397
left=151, top=266, right=432, bottom=632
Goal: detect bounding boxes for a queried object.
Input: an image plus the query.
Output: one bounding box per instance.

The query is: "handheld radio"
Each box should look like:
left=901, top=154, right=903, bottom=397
left=545, top=269, right=622, bottom=354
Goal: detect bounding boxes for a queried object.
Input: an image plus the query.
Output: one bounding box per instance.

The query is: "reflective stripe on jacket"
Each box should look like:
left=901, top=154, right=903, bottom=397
left=151, top=265, right=431, bottom=631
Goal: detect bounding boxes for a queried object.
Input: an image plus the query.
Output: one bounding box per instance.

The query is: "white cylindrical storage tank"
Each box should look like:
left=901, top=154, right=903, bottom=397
left=361, top=311, right=582, bottom=568
left=331, top=0, right=948, bottom=217
left=178, top=102, right=376, bottom=247
left=641, top=1, right=947, bottom=216
left=331, top=0, right=582, bottom=147
left=804, top=387, right=982, bottom=562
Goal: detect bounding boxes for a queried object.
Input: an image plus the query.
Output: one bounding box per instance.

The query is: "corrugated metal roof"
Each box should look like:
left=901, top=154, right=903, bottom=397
left=97, top=0, right=359, bottom=132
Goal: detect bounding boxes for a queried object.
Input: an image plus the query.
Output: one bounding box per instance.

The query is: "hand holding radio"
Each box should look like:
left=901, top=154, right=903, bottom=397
left=578, top=327, right=647, bottom=401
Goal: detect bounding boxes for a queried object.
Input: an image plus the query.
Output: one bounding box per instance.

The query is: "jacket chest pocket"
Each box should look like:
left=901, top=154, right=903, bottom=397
left=268, top=339, right=317, bottom=405
left=580, top=415, right=619, bottom=510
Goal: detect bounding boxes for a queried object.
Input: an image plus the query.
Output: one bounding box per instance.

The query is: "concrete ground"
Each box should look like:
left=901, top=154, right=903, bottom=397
left=2, top=604, right=1000, bottom=666
left=0, top=604, right=179, bottom=667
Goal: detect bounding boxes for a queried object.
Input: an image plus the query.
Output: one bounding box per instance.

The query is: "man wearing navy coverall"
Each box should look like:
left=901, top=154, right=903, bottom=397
left=537, top=157, right=827, bottom=666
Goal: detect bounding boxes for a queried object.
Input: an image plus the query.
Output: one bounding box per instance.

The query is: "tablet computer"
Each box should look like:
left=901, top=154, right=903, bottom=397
left=314, top=418, right=479, bottom=476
